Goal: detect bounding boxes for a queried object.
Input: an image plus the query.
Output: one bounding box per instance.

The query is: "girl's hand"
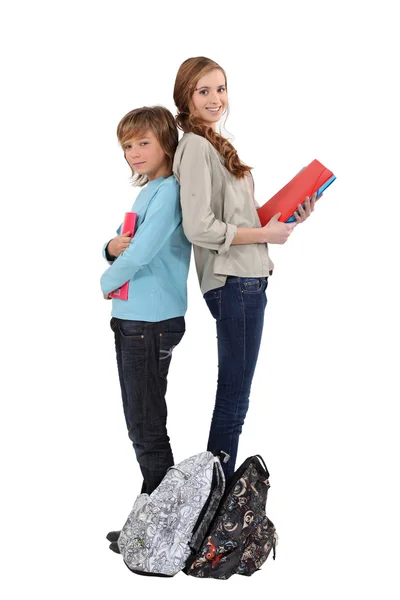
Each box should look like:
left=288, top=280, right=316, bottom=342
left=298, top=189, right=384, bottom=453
left=103, top=293, right=111, bottom=299
left=262, top=213, right=296, bottom=244
left=293, top=192, right=319, bottom=224
left=108, top=232, right=132, bottom=257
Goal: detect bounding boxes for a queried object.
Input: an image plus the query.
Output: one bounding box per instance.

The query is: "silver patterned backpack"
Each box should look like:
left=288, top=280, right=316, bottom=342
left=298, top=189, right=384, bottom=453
left=117, top=451, right=226, bottom=577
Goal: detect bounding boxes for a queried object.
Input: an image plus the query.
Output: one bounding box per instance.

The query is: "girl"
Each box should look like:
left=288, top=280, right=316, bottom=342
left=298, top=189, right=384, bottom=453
left=101, top=106, right=191, bottom=497
left=172, top=57, right=316, bottom=480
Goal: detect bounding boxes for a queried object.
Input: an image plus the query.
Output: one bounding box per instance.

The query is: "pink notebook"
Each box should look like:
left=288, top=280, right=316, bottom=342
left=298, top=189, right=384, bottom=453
left=109, top=212, right=137, bottom=300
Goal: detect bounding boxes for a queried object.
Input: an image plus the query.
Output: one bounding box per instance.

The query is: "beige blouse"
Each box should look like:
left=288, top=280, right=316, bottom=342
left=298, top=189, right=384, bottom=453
left=173, top=132, right=274, bottom=295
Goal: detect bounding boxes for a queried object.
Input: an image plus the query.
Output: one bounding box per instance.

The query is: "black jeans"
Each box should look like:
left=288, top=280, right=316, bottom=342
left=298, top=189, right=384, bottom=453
left=110, top=316, right=185, bottom=495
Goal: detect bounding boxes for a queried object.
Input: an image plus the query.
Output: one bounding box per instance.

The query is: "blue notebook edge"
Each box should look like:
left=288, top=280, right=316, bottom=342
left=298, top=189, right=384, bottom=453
left=285, top=174, right=336, bottom=222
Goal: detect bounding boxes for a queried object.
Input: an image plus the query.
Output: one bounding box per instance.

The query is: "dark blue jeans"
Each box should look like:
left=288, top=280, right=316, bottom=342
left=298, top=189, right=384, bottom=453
left=110, top=316, right=185, bottom=495
left=204, top=276, right=268, bottom=480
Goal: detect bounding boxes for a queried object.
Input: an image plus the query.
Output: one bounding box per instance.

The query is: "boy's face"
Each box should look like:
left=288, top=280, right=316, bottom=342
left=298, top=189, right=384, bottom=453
left=191, top=68, right=227, bottom=131
left=124, top=130, right=168, bottom=181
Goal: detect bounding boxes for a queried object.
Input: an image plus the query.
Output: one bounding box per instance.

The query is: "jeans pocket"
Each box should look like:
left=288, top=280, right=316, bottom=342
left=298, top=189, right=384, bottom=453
left=117, top=319, right=147, bottom=338
left=158, top=331, right=184, bottom=379
left=115, top=321, right=146, bottom=372
left=204, top=288, right=222, bottom=320
left=242, top=277, right=266, bottom=294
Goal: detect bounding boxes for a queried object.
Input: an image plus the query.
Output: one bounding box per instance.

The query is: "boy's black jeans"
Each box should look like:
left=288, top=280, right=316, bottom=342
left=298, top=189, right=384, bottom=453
left=110, top=316, right=185, bottom=495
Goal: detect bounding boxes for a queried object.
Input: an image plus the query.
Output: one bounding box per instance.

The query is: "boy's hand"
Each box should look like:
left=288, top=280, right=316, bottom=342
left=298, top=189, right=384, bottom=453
left=108, top=232, right=132, bottom=257
left=103, top=293, right=111, bottom=299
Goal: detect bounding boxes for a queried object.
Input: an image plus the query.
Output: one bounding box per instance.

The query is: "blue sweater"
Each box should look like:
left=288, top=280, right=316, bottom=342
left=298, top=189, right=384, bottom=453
left=101, top=175, right=191, bottom=321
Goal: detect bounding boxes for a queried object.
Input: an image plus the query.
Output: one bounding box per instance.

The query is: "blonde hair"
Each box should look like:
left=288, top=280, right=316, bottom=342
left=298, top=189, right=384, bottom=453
left=173, top=57, right=252, bottom=178
left=117, top=106, right=178, bottom=186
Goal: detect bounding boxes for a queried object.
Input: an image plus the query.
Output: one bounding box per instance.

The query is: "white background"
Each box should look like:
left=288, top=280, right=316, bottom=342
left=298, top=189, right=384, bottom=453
left=1, top=1, right=399, bottom=598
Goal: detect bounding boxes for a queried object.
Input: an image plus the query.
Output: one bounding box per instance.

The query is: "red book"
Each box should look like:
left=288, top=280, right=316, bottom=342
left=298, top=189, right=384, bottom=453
left=256, top=159, right=336, bottom=225
left=109, top=212, right=137, bottom=300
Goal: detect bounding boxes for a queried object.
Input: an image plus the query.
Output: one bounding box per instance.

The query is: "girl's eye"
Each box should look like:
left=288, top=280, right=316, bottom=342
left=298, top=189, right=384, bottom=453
left=199, top=89, right=208, bottom=95
left=218, top=87, right=226, bottom=93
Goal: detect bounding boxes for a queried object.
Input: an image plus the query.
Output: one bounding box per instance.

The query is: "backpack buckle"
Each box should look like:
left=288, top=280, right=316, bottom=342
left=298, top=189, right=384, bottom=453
left=217, top=450, right=230, bottom=464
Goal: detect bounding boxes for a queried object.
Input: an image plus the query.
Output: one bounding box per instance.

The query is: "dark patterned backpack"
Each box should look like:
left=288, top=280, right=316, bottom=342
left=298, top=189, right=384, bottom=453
left=183, top=455, right=278, bottom=579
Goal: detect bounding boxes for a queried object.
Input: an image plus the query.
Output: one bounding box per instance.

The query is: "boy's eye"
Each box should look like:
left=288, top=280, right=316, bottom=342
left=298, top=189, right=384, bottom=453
left=140, top=141, right=148, bottom=146
left=218, top=87, right=226, bottom=93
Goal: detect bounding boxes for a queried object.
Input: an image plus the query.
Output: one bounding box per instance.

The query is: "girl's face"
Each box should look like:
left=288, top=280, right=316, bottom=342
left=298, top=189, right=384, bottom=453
left=123, top=130, right=168, bottom=181
left=191, top=68, right=227, bottom=130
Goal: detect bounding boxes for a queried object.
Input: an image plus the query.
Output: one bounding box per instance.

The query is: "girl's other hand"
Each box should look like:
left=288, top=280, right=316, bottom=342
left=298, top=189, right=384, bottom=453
left=108, top=232, right=132, bottom=257
left=262, top=213, right=296, bottom=244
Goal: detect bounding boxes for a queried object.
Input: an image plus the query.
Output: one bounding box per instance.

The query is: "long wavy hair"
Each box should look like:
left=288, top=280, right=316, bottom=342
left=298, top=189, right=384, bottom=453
left=173, top=57, right=252, bottom=179
left=117, top=106, right=178, bottom=186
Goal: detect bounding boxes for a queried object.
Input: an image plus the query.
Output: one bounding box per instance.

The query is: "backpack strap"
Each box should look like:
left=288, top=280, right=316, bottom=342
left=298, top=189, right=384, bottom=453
left=254, top=455, right=270, bottom=477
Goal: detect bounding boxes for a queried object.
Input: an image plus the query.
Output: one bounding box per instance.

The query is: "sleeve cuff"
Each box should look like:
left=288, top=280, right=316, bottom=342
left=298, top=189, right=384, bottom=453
left=217, top=223, right=238, bottom=255
left=102, top=241, right=115, bottom=264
